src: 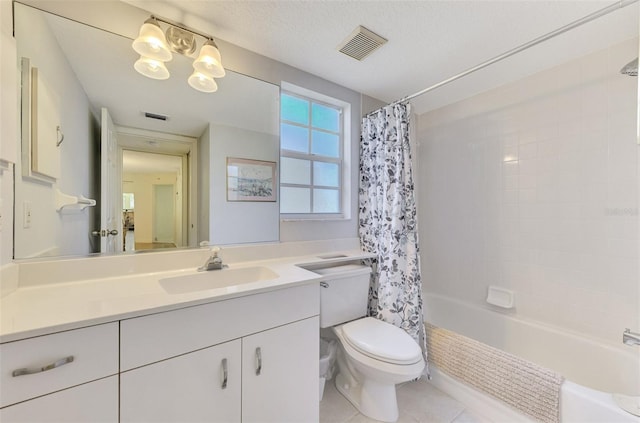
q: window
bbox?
[280,87,348,218]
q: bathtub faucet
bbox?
[623,328,640,346]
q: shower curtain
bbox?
[359,102,427,366]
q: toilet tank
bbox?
[313,264,372,328]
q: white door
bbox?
[242,316,319,423]
[99,108,122,253]
[120,339,241,423]
[0,376,118,422]
[153,184,175,244]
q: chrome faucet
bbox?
[623,328,640,346]
[198,245,225,271]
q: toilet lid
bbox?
[342,317,422,365]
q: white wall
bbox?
[209,125,279,245]
[0,0,17,266]
[13,6,98,258]
[197,125,211,244]
[417,38,639,345]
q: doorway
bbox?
[122,150,184,251]
[117,126,197,252]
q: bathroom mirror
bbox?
[13,2,280,259]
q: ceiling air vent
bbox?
[144,112,168,121]
[337,26,387,61]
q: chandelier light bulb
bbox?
[193,40,225,78]
[132,18,173,62]
[134,56,170,80]
[188,70,218,93]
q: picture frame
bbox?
[226,157,277,202]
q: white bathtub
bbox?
[424,293,640,422]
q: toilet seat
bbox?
[341,317,422,365]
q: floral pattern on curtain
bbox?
[359,102,427,367]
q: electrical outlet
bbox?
[23,201,32,229]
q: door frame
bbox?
[116,126,198,248]
[100,108,123,253]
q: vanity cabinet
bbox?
[1,282,319,422]
[119,283,319,422]
[0,323,119,422]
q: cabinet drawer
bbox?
[0,323,119,407]
[0,376,118,423]
[121,283,319,371]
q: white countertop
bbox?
[0,250,374,343]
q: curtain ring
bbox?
[56,126,64,147]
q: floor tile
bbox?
[320,375,488,423]
[320,378,359,423]
[396,378,466,423]
[346,410,419,423]
[451,411,487,423]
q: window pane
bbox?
[281,157,310,185]
[313,189,339,213]
[311,131,339,157]
[281,187,311,213]
[281,123,309,153]
[312,103,339,132]
[313,161,339,187]
[281,94,309,125]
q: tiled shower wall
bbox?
[417,38,639,344]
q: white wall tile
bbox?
[417,38,639,344]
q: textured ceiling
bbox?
[126,0,639,114]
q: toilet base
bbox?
[335,371,399,422]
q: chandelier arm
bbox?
[151,15,217,45]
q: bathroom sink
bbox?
[159,266,279,294]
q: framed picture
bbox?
[226,157,277,202]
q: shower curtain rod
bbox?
[368,0,638,115]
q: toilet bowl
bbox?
[332,317,424,422]
[314,264,425,422]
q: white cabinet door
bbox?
[242,316,319,423]
[120,339,241,423]
[0,376,118,423]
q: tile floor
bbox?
[320,377,488,423]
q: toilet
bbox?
[315,264,424,423]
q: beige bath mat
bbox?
[426,323,564,423]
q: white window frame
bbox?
[280,82,351,221]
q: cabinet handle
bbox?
[221,358,228,389]
[12,356,74,377]
[255,347,262,376]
